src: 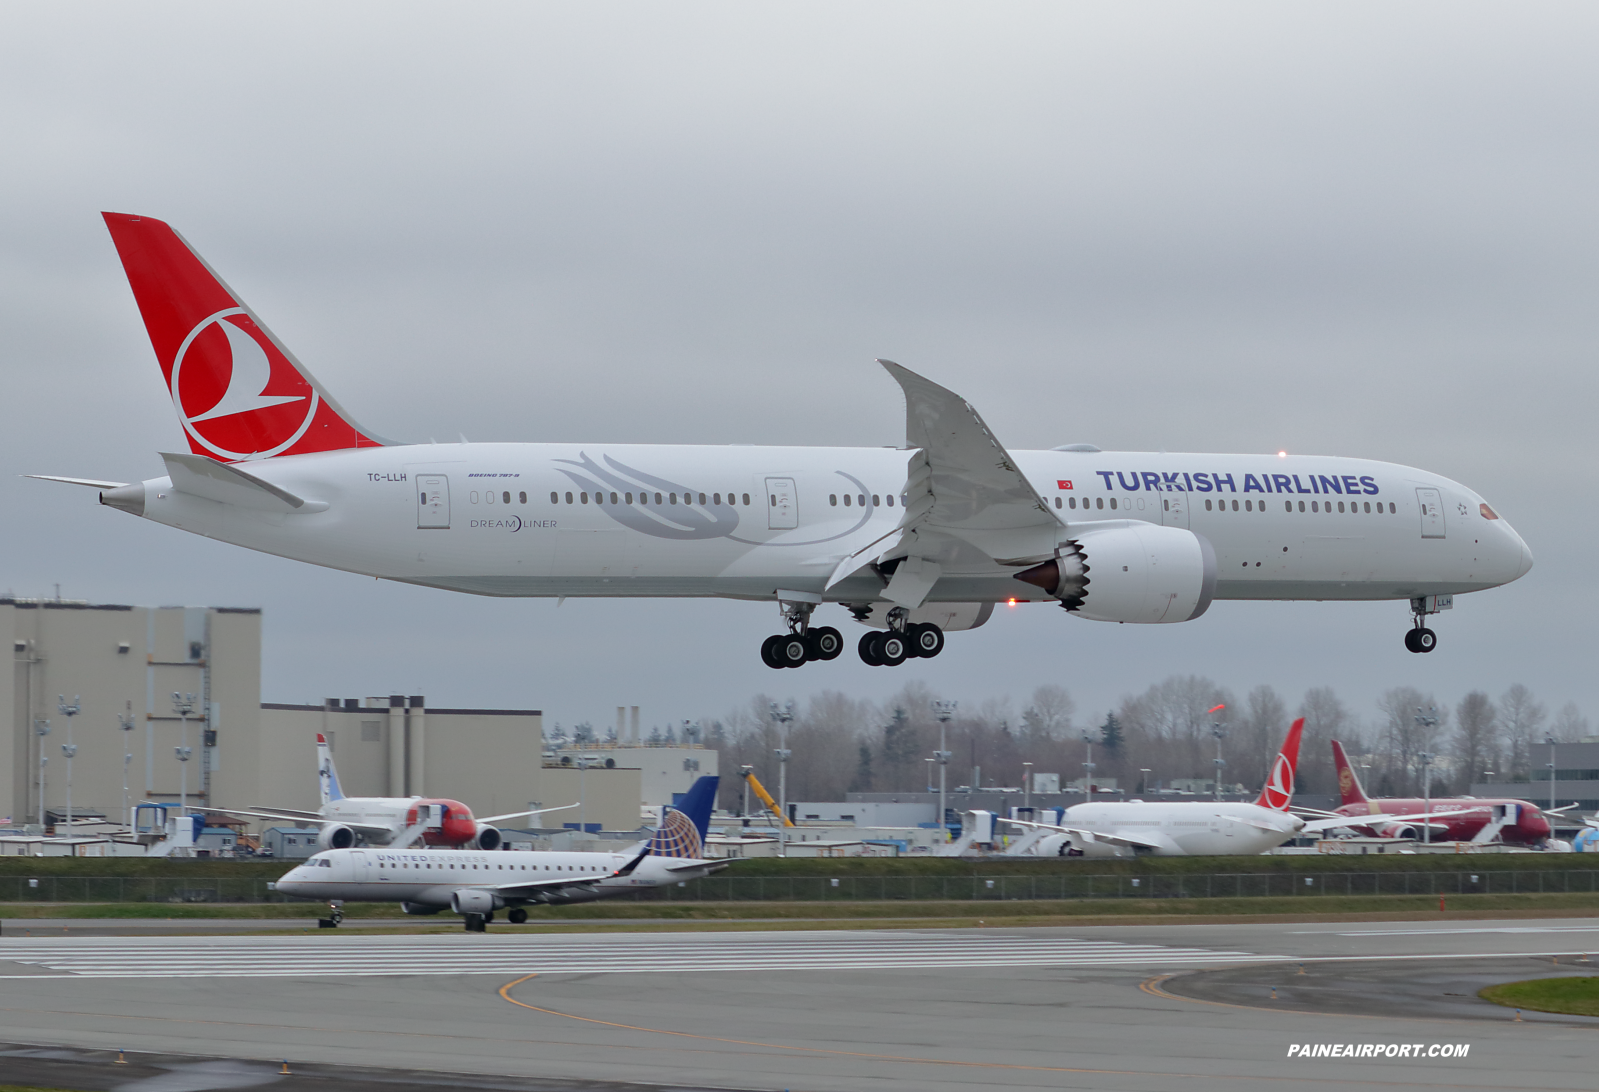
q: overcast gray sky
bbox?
[2,3,1595,737]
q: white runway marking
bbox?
[1292,926,1599,937]
[0,930,1284,979]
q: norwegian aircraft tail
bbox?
[1253,718,1305,811]
[317,733,345,806]
[1330,740,1370,806]
[100,213,387,461]
[645,775,718,859]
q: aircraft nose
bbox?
[1515,538,1534,579]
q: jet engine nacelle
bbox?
[475,825,502,851]
[1015,521,1216,624]
[317,824,356,850]
[450,888,502,915]
[1374,822,1420,840]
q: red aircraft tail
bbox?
[1254,717,1304,811]
[101,212,385,461]
[1330,740,1370,806]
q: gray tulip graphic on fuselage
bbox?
[554,452,876,545]
[555,453,741,540]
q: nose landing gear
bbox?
[1403,595,1450,653]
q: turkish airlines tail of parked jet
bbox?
[31,213,1535,667]
[1254,717,1304,811]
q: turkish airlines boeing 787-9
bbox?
[32,213,1533,666]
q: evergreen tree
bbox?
[1100,712,1124,752]
[849,743,874,792]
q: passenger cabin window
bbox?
[830,494,837,505]
[843,494,851,506]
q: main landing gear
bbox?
[760,599,844,669]
[1403,594,1449,654]
[858,607,944,668]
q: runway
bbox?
[0,918,1593,1092]
[0,930,1283,978]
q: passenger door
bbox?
[765,477,798,530]
[1415,487,1445,539]
[1160,491,1189,528]
[417,476,450,529]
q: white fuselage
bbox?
[275,846,713,907]
[121,444,1531,606]
[1047,801,1304,857]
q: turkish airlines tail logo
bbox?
[1254,717,1304,811]
[102,213,384,460]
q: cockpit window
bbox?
[1480,502,1500,520]
[319,858,332,868]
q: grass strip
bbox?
[1479,976,1599,1017]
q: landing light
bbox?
[1277,450,1287,458]
[1007,598,1017,606]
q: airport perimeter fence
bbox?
[2,870,1599,904]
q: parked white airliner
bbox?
[33,214,1533,664]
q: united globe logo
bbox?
[646,808,702,859]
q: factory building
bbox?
[2,597,640,834]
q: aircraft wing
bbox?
[997,816,1164,851]
[206,806,394,838]
[477,803,579,825]
[487,846,653,898]
[1299,808,1478,834]
[826,362,1061,604]
[1218,814,1294,834]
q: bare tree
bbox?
[1498,684,1547,782]
[1552,702,1590,744]
[1452,691,1499,795]
[1118,676,1233,784]
[1021,685,1074,743]
[1237,685,1287,790]
[1375,687,1447,795]
[1297,688,1350,796]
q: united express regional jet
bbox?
[33,214,1533,666]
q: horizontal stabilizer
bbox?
[25,474,129,489]
[161,451,327,513]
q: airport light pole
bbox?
[172,693,197,816]
[769,701,794,856]
[118,705,137,830]
[1208,705,1228,801]
[1022,761,1033,812]
[1081,731,1096,800]
[932,701,956,842]
[34,718,49,828]
[1541,735,1554,812]
[57,695,80,834]
[739,764,752,820]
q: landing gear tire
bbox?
[811,626,844,661]
[507,907,528,925]
[1404,627,1437,654]
[879,632,908,666]
[775,634,809,668]
[760,634,784,668]
[464,913,486,933]
[858,631,885,666]
[907,623,944,658]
